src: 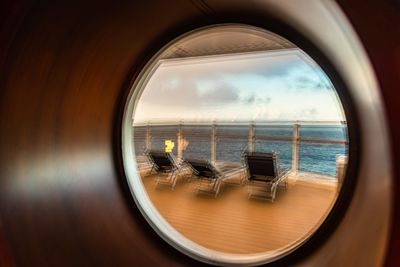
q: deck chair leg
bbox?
[214,180,221,197]
[212,179,218,195]
[211,179,217,191]
[248,184,252,199]
[271,183,278,202]
[196,179,203,194]
[171,169,180,189]
[240,170,246,184]
[188,172,194,182]
[171,173,177,190]
[148,166,154,176]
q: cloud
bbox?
[289,66,332,91]
[200,83,239,104]
[250,61,299,78]
[263,96,271,104]
[242,94,271,105]
[300,108,319,117]
[243,94,256,104]
[134,49,343,122]
[138,75,239,109]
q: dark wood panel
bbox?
[0,1,399,266]
[0,1,206,266]
[336,1,400,266]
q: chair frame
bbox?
[244,151,289,202]
[185,159,227,197]
[146,150,184,189]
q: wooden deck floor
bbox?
[141,171,338,254]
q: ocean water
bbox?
[133,124,348,177]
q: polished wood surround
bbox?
[1,1,399,266]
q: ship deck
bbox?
[140,167,338,254]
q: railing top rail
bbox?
[133,120,347,127]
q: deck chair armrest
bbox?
[191,168,200,176]
[221,166,244,179]
[269,177,280,184]
[278,168,291,179]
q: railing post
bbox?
[177,124,183,160]
[336,155,348,188]
[146,123,152,152]
[292,123,300,175]
[211,123,217,163]
[248,123,255,153]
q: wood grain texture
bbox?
[336,1,400,266]
[0,1,206,266]
[0,1,399,266]
[143,173,337,254]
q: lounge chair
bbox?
[185,159,240,197]
[244,152,289,202]
[146,150,184,189]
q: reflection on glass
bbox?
[130,25,348,258]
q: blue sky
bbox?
[133,49,345,123]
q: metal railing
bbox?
[133,120,348,175]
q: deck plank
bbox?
[142,172,337,254]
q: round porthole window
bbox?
[121,24,354,265]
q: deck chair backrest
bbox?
[245,152,277,180]
[148,151,174,171]
[186,159,219,179]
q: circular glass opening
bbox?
[122,24,349,265]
